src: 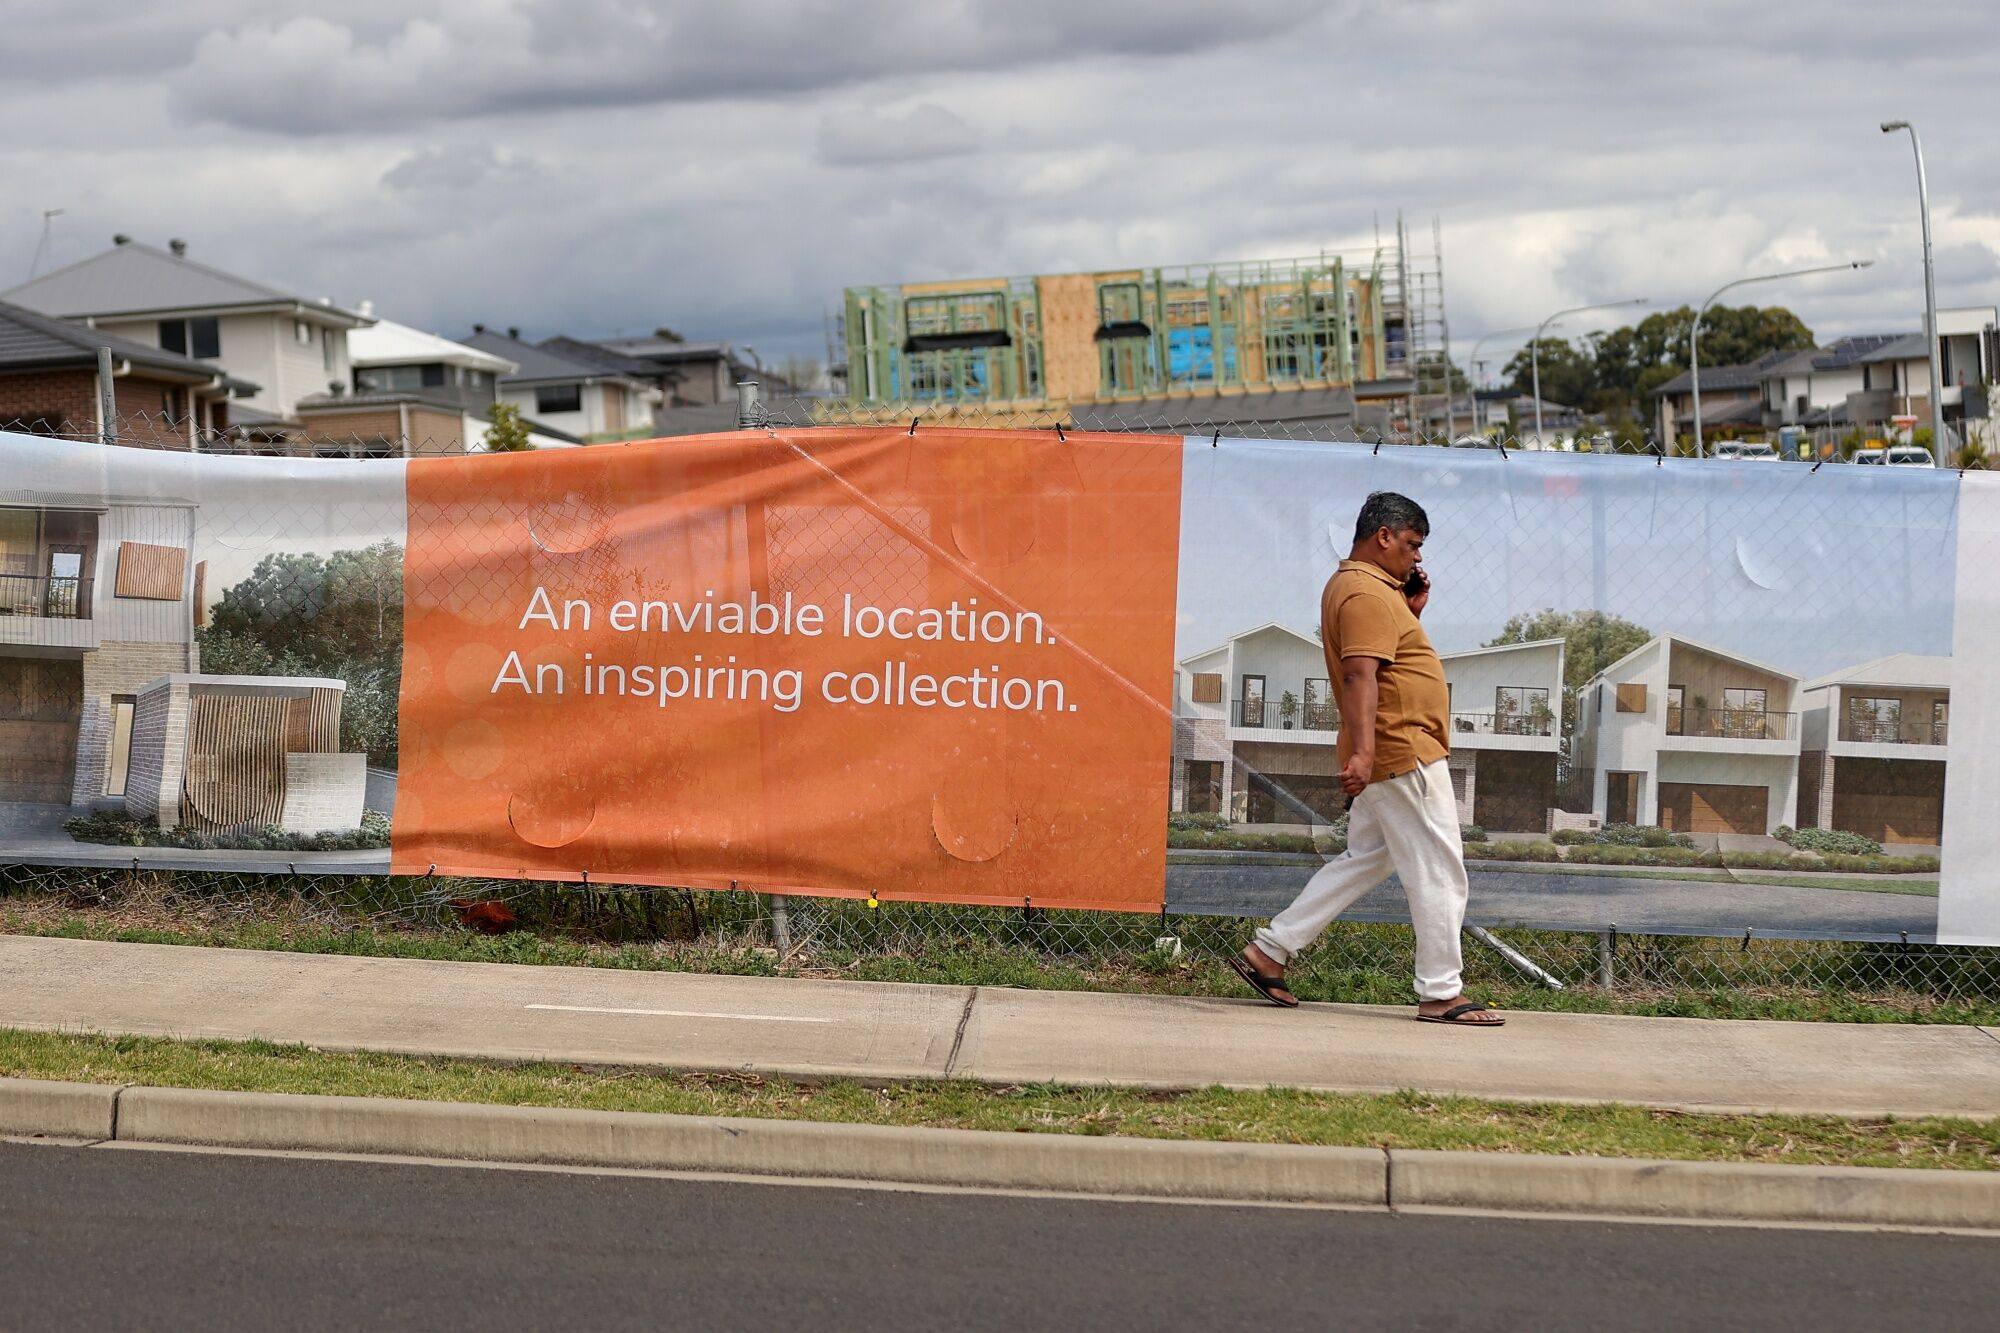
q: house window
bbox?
[160,388,185,422]
[535,384,582,414]
[1665,684,1684,734]
[158,317,219,359]
[1846,695,1901,744]
[1933,699,1949,744]
[105,695,136,798]
[1238,674,1266,727]
[1722,687,1769,738]
[322,327,338,372]
[1495,686,1551,735]
[295,320,313,345]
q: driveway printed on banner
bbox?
[1166,861,1939,939]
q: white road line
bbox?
[524,1003,834,1024]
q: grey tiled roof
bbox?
[3,242,367,323]
[461,329,646,386]
[0,298,258,391]
[538,336,661,379]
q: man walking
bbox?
[1228,492,1503,1026]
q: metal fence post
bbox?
[97,346,117,445]
[735,376,789,953]
[1597,928,1616,989]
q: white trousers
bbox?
[1252,758,1468,1001]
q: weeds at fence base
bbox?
[1,864,1996,1024]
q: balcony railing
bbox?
[1232,697,1337,734]
[1665,705,1794,741]
[1451,709,1555,738]
[1840,717,1950,746]
[0,574,84,619]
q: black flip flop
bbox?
[1228,952,1299,1008]
[1416,1000,1504,1027]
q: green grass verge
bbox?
[3,1027,1993,1172]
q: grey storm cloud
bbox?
[1,0,1995,363]
[165,0,1334,134]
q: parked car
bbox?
[1886,445,1937,468]
[1712,441,1779,461]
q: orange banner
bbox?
[391,427,1183,910]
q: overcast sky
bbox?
[5,1,1997,371]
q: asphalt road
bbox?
[1167,860,1939,938]
[6,1142,1996,1331]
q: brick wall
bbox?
[0,367,218,449]
[0,368,97,436]
[74,641,195,807]
[125,678,187,827]
[407,405,465,455]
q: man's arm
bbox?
[1338,655,1381,796]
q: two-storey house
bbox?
[1797,654,1948,848]
[1572,635,1801,835]
[462,327,659,441]
[2,238,372,425]
[0,299,255,448]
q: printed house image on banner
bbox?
[0,490,365,834]
[1171,623,1564,831]
[1572,634,1802,836]
[1797,653,1950,848]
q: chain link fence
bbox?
[0,405,1994,1009]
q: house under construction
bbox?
[834,216,1450,434]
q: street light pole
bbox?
[1455,324,1540,437]
[1882,120,1946,453]
[1532,299,1649,445]
[1691,260,1873,458]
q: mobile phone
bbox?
[1402,567,1427,597]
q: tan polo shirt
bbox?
[1321,559,1450,782]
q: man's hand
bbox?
[1339,750,1373,797]
[1405,567,1430,618]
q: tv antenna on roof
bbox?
[27,208,64,280]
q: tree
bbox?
[1509,305,1816,420]
[1504,338,1596,408]
[483,401,534,452]
[200,542,405,764]
[1488,608,1653,803]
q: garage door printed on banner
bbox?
[393,428,1184,910]
[1,427,1997,945]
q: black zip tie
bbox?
[1740,927,1754,951]
[1372,439,1381,456]
[426,864,436,878]
[908,416,919,435]
[1496,439,1509,460]
[1900,930,1910,947]
[1810,457,1825,473]
[580,869,589,887]
[287,862,298,879]
[1210,429,1219,448]
[1055,423,1066,442]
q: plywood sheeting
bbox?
[1037,273,1102,403]
[116,541,187,602]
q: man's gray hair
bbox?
[1353,491,1430,546]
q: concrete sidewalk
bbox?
[2,934,1997,1119]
